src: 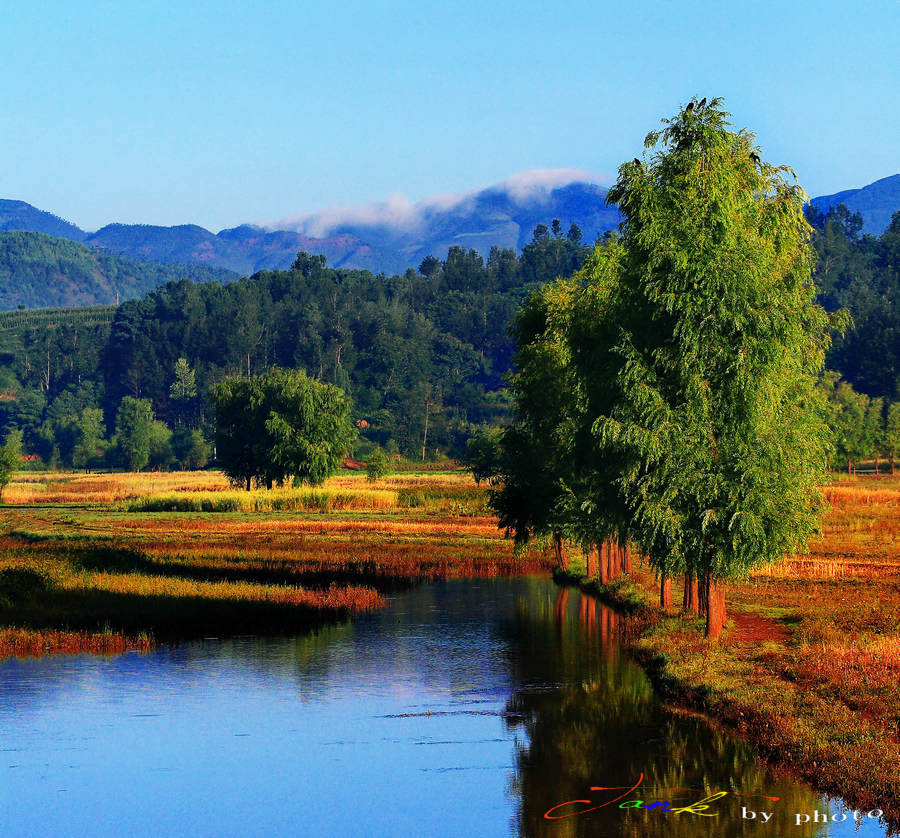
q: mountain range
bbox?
[0,170,896,305]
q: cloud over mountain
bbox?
[275,168,606,240]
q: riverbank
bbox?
[558,474,900,826]
[0,469,552,656]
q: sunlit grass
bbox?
[123,487,398,513]
[0,468,552,658]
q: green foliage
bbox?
[0,428,22,500]
[0,206,893,465]
[808,207,900,400]
[463,428,503,485]
[887,402,900,467]
[213,368,355,488]
[169,358,197,402]
[595,97,833,581]
[365,448,389,482]
[71,408,106,469]
[147,420,174,469]
[115,397,156,471]
[500,98,836,590]
[171,427,210,469]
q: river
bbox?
[0,576,890,837]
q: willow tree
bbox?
[593,97,835,637]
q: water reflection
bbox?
[0,578,889,838]
[505,588,830,838]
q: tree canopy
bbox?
[213,368,355,489]
[490,98,837,636]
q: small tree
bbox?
[115,397,155,471]
[169,358,197,402]
[213,368,355,489]
[172,428,210,470]
[365,448,389,482]
[71,408,106,470]
[169,357,198,426]
[0,429,22,502]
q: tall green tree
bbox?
[589,97,835,636]
[115,397,155,471]
[71,408,106,469]
[0,429,22,501]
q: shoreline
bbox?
[553,568,900,829]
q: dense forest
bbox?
[0,208,896,469]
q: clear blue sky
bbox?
[2,0,897,232]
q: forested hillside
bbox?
[806,204,899,399]
[0,225,589,463]
[0,211,896,469]
[0,232,238,309]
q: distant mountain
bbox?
[0,201,373,275]
[86,223,373,274]
[0,231,237,310]
[0,171,897,280]
[0,200,86,242]
[810,174,900,235]
[278,173,623,274]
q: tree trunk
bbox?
[623,542,632,574]
[552,532,569,571]
[698,572,708,618]
[585,544,597,578]
[682,571,699,613]
[705,572,727,638]
[246,475,251,492]
[599,540,609,585]
[606,541,617,582]
[660,573,672,608]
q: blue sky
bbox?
[2,0,897,232]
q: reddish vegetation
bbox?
[0,628,153,658]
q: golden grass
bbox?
[123,487,398,513]
[3,471,231,504]
[0,468,553,659]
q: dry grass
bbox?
[123,487,398,513]
[603,474,900,825]
[3,471,231,504]
[0,469,552,658]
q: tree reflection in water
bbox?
[504,587,825,838]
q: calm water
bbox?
[0,577,891,838]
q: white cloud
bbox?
[270,168,608,238]
[497,168,603,203]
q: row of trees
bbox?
[472,98,837,638]
[60,396,211,472]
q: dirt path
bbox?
[728,609,789,644]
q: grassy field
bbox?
[2,467,897,822]
[0,469,550,657]
[565,473,900,824]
